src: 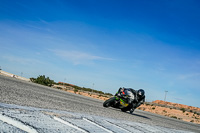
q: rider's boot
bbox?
[130,108,135,114]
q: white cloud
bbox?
[177,73,200,80]
[2,55,43,65]
[50,49,114,65]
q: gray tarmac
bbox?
[0,75,199,132]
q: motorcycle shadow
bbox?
[108,108,151,120]
[126,112,151,120]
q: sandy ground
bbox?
[139,104,200,124]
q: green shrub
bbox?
[57,87,62,90]
[74,89,78,93]
[30,75,55,87]
[163,110,167,113]
[171,116,177,119]
[180,108,186,113]
[104,93,113,96]
[152,107,155,110]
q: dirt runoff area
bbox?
[139,101,200,124]
[52,84,109,101]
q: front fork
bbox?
[112,96,120,106]
[115,96,119,100]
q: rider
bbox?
[116,87,145,113]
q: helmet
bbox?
[137,89,145,97]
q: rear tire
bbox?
[103,97,115,107]
[121,108,129,112]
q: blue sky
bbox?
[0,0,200,107]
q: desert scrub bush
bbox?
[171,116,177,119]
[190,120,194,123]
[180,108,186,113]
[98,94,102,97]
[57,87,62,90]
[186,113,189,115]
[104,93,113,96]
[163,110,167,113]
[74,89,78,93]
[30,75,55,87]
[152,107,155,110]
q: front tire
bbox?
[103,97,115,107]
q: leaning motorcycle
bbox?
[103,93,135,114]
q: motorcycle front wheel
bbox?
[103,97,116,107]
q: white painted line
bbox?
[53,116,88,133]
[83,118,113,133]
[0,114,38,133]
[105,120,131,133]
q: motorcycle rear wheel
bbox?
[121,107,129,112]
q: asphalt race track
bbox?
[0,75,199,132]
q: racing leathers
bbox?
[116,87,145,111]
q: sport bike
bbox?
[103,92,135,113]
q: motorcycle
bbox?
[103,92,135,114]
